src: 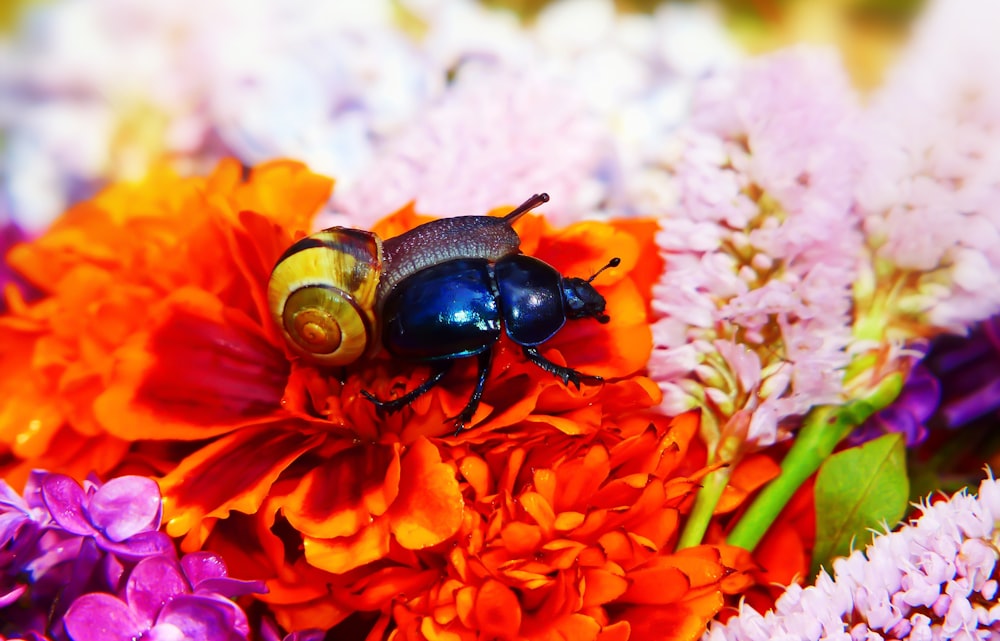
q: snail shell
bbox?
[267,228,383,366]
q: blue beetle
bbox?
[365,249,619,432]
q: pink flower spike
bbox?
[703,475,1000,641]
[650,46,862,455]
[857,0,1000,335]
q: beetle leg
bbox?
[361,361,453,415]
[450,350,494,434]
[521,346,603,389]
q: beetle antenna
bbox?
[587,257,621,283]
[503,193,550,222]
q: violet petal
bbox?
[21,471,48,511]
[181,551,266,599]
[40,474,93,536]
[155,594,241,641]
[89,476,162,542]
[127,555,190,629]
[99,529,176,561]
[180,551,228,587]
[195,576,267,599]
[900,365,941,422]
[0,583,27,608]
[63,593,145,641]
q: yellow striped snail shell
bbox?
[267,228,384,366]
[267,194,549,367]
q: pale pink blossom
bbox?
[704,474,1000,641]
[649,47,863,452]
[857,0,1000,335]
[330,70,614,227]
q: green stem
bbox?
[726,374,903,551]
[677,465,733,549]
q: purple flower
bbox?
[38,473,172,561]
[0,471,265,640]
[63,553,264,641]
[850,362,941,447]
[927,315,1000,431]
[704,474,1000,641]
[331,68,615,228]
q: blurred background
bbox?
[0,0,924,235]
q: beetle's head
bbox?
[561,257,621,324]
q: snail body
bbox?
[267,193,619,431]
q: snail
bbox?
[267,193,619,431]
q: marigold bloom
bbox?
[0,160,332,486]
[0,160,746,638]
[704,474,1000,641]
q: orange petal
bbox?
[597,621,631,641]
[618,590,724,641]
[620,558,691,605]
[231,160,335,233]
[500,521,543,556]
[159,422,324,540]
[388,437,463,549]
[95,287,289,441]
[553,444,610,513]
[607,219,663,316]
[304,516,391,574]
[581,567,629,607]
[281,443,402,539]
[546,277,651,380]
[474,580,522,640]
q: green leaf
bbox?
[811,434,909,577]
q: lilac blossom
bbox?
[0,471,264,640]
[704,474,1000,641]
[648,47,863,455]
[63,553,263,641]
[856,0,1000,336]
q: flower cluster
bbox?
[855,0,1000,337]
[648,46,862,458]
[0,471,263,640]
[704,474,1000,641]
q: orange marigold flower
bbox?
[0,160,748,639]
